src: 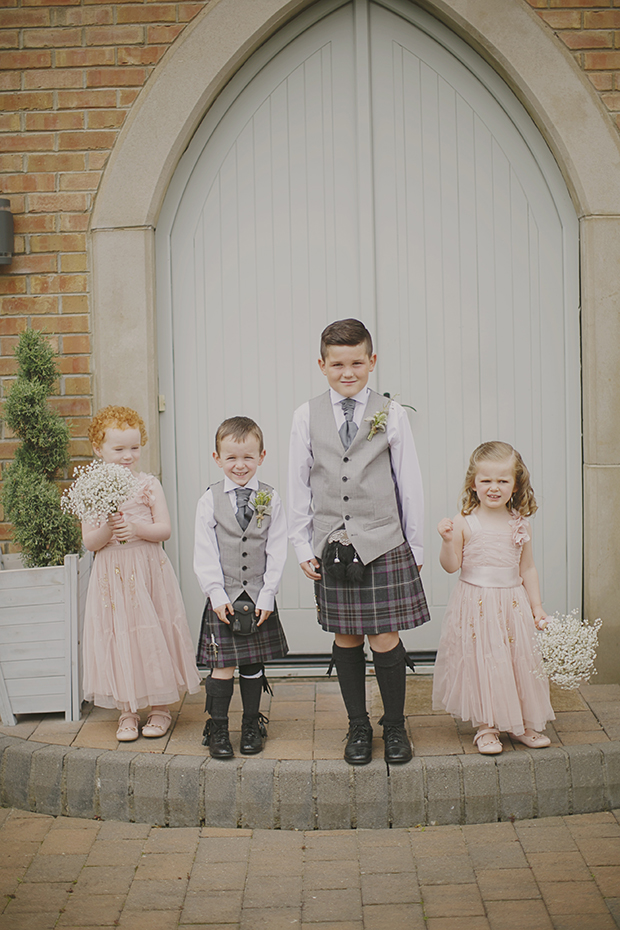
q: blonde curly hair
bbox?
[461,441,537,517]
[88,406,148,449]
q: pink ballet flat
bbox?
[116,712,140,742]
[473,727,503,755]
[141,710,172,738]
[509,729,550,748]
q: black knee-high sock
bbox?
[372,640,407,727]
[332,643,369,726]
[204,675,234,722]
[239,663,267,719]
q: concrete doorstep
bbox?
[3,679,620,830]
[1,733,620,831]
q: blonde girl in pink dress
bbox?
[432,441,554,755]
[81,406,200,741]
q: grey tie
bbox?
[235,487,252,530]
[339,398,358,450]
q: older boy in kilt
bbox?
[288,320,430,765]
[194,417,288,758]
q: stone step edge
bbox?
[1,734,619,830]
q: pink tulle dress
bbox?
[432,511,554,736]
[82,473,201,712]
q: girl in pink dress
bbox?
[432,441,554,754]
[81,406,200,741]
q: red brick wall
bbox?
[0,0,619,550]
[0,0,209,549]
[526,1,620,130]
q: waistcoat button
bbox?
[343,457,349,463]
[342,476,348,482]
[242,536,247,542]
[242,566,247,571]
[343,496,349,502]
[242,551,248,557]
[345,515,350,521]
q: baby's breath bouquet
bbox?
[535,610,602,690]
[61,461,140,527]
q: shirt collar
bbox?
[224,475,260,494]
[329,385,370,407]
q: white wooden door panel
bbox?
[163,5,367,651]
[369,2,578,650]
[157,0,580,658]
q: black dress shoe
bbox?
[383,723,412,764]
[240,714,268,755]
[202,719,234,758]
[344,722,373,765]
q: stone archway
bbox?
[90,0,620,680]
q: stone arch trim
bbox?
[91,0,620,231]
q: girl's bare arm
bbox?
[438,514,465,573]
[81,519,114,552]
[519,536,547,627]
[111,480,172,544]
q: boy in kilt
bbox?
[288,319,430,764]
[194,417,288,758]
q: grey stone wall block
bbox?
[167,755,205,827]
[497,750,535,822]
[424,755,462,825]
[98,750,136,822]
[460,754,499,824]
[65,748,106,819]
[600,741,620,809]
[566,744,605,813]
[30,744,71,816]
[131,753,169,826]
[239,758,276,829]
[353,760,389,829]
[203,757,238,828]
[530,748,570,818]
[388,758,425,827]
[278,760,314,831]
[315,760,352,830]
[1,739,40,810]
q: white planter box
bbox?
[0,552,92,725]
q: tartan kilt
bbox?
[196,598,289,668]
[315,540,431,635]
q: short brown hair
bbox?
[215,416,264,454]
[88,405,148,449]
[320,319,373,360]
[461,441,538,517]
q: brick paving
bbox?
[0,807,620,928]
[1,676,619,759]
[2,678,620,926]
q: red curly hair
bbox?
[88,405,148,449]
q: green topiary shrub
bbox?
[2,330,81,567]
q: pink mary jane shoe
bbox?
[473,727,503,755]
[116,712,140,742]
[509,729,551,748]
[141,709,172,738]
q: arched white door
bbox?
[157,0,580,657]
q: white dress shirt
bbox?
[194,475,288,612]
[288,386,424,566]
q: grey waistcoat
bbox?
[211,480,273,604]
[309,390,404,565]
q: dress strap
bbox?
[465,513,481,533]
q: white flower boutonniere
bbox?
[253,489,272,528]
[365,397,392,441]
